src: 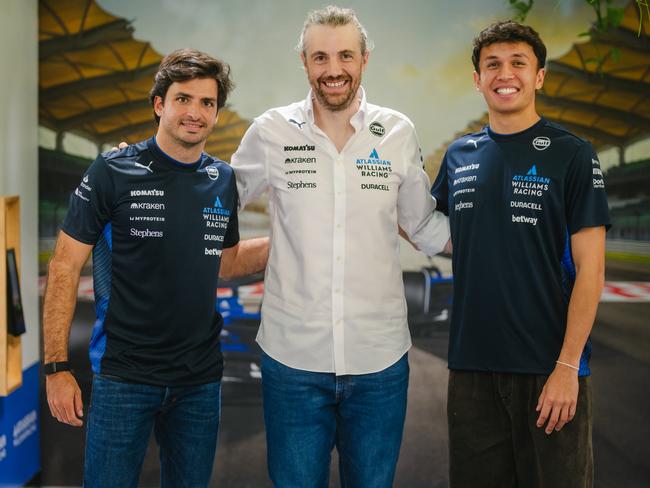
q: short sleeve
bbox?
[230,119,270,209]
[565,142,610,235]
[396,124,449,256]
[61,154,115,244]
[430,152,450,216]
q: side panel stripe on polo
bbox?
[89,223,112,373]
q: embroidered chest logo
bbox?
[355,149,392,178]
[532,137,551,151]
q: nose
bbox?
[497,64,514,80]
[326,57,344,76]
[185,100,202,119]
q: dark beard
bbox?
[314,77,358,112]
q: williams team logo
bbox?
[369,122,385,137]
[355,149,392,178]
[511,164,550,197]
[206,165,220,181]
[532,136,551,151]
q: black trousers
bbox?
[448,370,593,488]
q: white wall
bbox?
[0,0,39,368]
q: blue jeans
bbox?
[84,374,221,488]
[261,352,409,488]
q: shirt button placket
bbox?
[332,153,346,374]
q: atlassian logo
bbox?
[512,165,550,184]
[206,165,219,181]
[532,136,551,151]
[356,149,391,166]
[203,196,231,216]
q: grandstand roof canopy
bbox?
[428,1,650,171]
[39,0,248,161]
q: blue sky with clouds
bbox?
[98,0,598,157]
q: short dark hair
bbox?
[149,48,234,123]
[472,20,546,72]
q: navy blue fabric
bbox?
[431,118,609,376]
[62,138,239,386]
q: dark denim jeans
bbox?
[84,374,221,488]
[261,352,409,488]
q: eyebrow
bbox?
[175,92,216,102]
[484,52,530,62]
[310,49,356,58]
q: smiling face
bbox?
[154,77,218,149]
[301,23,369,112]
[473,41,544,125]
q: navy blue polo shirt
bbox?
[62,137,239,386]
[431,118,610,376]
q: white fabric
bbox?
[231,89,449,375]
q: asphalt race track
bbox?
[35,260,649,487]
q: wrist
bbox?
[43,361,72,376]
[555,360,579,372]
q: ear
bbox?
[473,71,480,91]
[361,50,370,72]
[535,67,545,90]
[300,51,307,72]
[153,95,164,118]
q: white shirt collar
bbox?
[303,86,368,130]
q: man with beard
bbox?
[43,49,268,487]
[431,21,609,487]
[231,6,449,487]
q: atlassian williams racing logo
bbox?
[355,148,392,178]
[511,164,550,197]
[205,165,220,181]
[532,136,551,151]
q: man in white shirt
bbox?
[231,6,449,487]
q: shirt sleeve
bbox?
[430,151,450,216]
[230,118,270,209]
[397,124,450,256]
[223,183,240,249]
[61,154,115,244]
[565,142,611,235]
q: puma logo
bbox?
[466,136,485,149]
[135,161,154,173]
[289,118,306,129]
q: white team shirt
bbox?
[231,88,449,375]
